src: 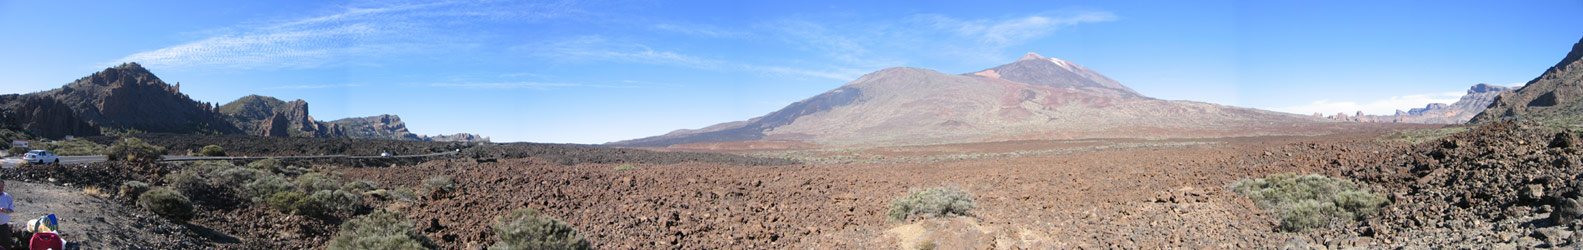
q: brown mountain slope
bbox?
[610,54,1338,147]
[1471,36,1583,124]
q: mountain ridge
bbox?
[609,53,1335,147]
[1320,83,1513,124]
[1471,36,1583,124]
[0,63,487,142]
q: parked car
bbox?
[23,150,59,164]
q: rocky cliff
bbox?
[1321,83,1513,124]
[219,95,344,138]
[330,114,488,142]
[0,63,486,141]
[1471,36,1583,124]
[38,63,238,135]
[0,94,99,139]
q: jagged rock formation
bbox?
[610,53,1335,147]
[1472,36,1583,124]
[219,95,344,138]
[1321,83,1513,124]
[330,114,422,140]
[426,133,489,142]
[0,62,486,141]
[37,63,238,135]
[218,94,287,133]
[0,95,99,139]
[330,115,488,142]
[256,100,343,137]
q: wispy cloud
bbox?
[520,36,863,81]
[498,72,545,78]
[113,1,581,70]
[924,12,1118,46]
[652,23,742,38]
[266,83,364,89]
[519,36,721,69]
[429,81,642,90]
[1277,92,1464,116]
[763,11,1118,67]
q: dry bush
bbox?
[490,208,590,250]
[326,210,431,250]
[420,175,455,198]
[887,186,976,221]
[108,137,165,164]
[139,188,194,223]
[199,145,226,156]
[1230,173,1388,231]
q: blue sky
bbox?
[2,0,1581,143]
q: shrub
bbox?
[1229,173,1389,232]
[886,186,976,221]
[267,191,325,216]
[120,181,150,198]
[247,158,310,176]
[368,188,420,202]
[342,180,379,193]
[296,172,342,193]
[489,208,590,250]
[613,164,634,171]
[165,169,209,196]
[246,158,283,170]
[312,189,366,216]
[108,137,165,164]
[41,138,107,156]
[5,147,26,157]
[215,166,269,188]
[199,145,226,156]
[84,186,110,198]
[421,175,456,198]
[139,188,194,223]
[326,210,430,250]
[243,173,295,203]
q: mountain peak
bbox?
[1468,83,1512,94]
[976,53,1144,98]
[1019,52,1048,61]
[115,62,146,71]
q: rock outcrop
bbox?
[1471,36,1583,124]
[426,133,489,142]
[0,95,99,139]
[330,114,423,140]
[37,63,238,135]
[220,95,344,138]
[2,63,486,141]
[1322,83,1513,124]
[330,114,489,142]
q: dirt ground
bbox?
[19,122,1571,249]
[341,129,1430,249]
[4,181,200,250]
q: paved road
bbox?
[2,150,460,168]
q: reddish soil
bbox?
[342,130,1424,249]
[25,122,1578,248]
